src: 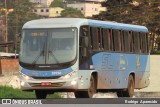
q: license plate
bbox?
[41,82,52,86]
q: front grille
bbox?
[29,82,65,87]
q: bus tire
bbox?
[74,75,97,98]
[117,75,135,97]
[35,90,47,99]
[87,75,97,98]
[124,75,135,97]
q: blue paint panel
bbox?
[21,67,73,77]
[91,52,149,72]
[88,20,148,33]
[91,52,149,89]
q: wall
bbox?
[0,59,19,73]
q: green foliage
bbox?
[93,0,160,50]
[50,0,64,8]
[7,0,41,52]
[151,49,160,54]
[0,86,61,98]
[60,7,84,18]
[0,0,15,9]
[94,0,160,32]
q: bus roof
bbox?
[22,18,148,33]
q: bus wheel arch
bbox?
[117,73,135,97]
[74,72,98,98]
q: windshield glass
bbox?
[19,28,77,65]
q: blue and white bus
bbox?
[19,18,150,98]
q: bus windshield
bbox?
[19,28,77,65]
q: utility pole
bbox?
[5,0,8,53]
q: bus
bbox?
[19,18,150,98]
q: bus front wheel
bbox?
[117,75,135,97]
[35,90,47,99]
[74,75,97,98]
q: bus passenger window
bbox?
[133,32,140,53]
[128,32,133,53]
[142,33,147,53]
[98,28,102,50]
[90,27,99,50]
[123,31,129,53]
[113,30,121,52]
[120,31,124,52]
[101,28,104,50]
[102,29,112,51]
[146,33,149,53]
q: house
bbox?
[67,0,107,17]
[49,7,64,17]
[30,0,54,6]
[32,4,50,17]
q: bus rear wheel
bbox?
[35,90,47,99]
[117,75,135,97]
[74,75,97,98]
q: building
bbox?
[33,4,50,17]
[33,4,64,18]
[30,0,54,6]
[67,0,107,17]
[49,7,64,17]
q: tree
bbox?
[50,0,64,8]
[7,0,42,52]
[93,0,160,51]
[60,7,84,18]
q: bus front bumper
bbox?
[20,77,79,91]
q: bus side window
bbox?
[123,31,129,53]
[143,33,147,53]
[98,28,102,50]
[133,32,140,53]
[102,28,109,51]
[109,29,113,51]
[139,33,142,53]
[101,28,104,50]
[146,33,149,53]
[120,30,124,52]
[129,31,133,53]
[140,33,147,53]
[113,29,121,52]
[90,27,99,50]
[80,26,89,47]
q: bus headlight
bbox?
[60,71,77,79]
[21,73,33,80]
[71,80,77,85]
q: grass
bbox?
[0,86,61,98]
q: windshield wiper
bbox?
[48,50,62,66]
[31,43,45,65]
